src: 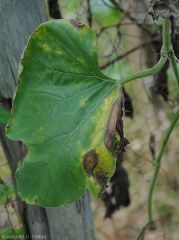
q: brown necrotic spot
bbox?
[96,173,108,195]
[82,150,98,176]
[70,20,85,30]
[104,98,122,153]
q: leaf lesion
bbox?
[82,91,130,201]
[82,149,109,194]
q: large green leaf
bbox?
[6,19,119,206]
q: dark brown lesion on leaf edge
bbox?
[82,150,98,177]
[102,91,131,217]
[70,20,86,30]
[82,150,108,194]
[82,91,130,208]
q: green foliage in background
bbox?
[0,184,14,204]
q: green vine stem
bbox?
[119,19,171,86]
[122,19,179,240]
[162,19,171,51]
[164,19,179,87]
[136,109,179,240]
[148,109,179,224]
[117,18,179,239]
[170,55,179,88]
[120,57,167,85]
[136,223,149,240]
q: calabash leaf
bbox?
[7,20,119,206]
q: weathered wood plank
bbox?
[0,0,47,98]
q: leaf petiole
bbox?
[119,19,171,86]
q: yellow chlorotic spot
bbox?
[95,145,116,178]
[56,48,61,55]
[43,43,51,53]
[80,98,87,107]
[34,27,45,40]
